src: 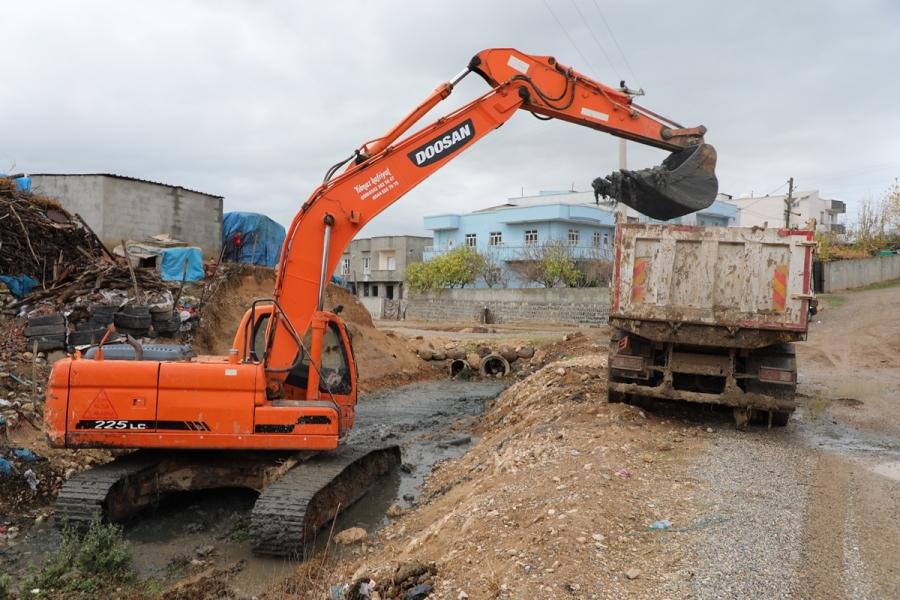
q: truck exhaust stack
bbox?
[592,143,718,221]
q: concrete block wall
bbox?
[404,287,610,326]
[822,254,900,292]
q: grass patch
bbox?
[819,295,847,309]
[26,518,136,596]
[228,512,251,542]
[529,335,564,346]
[0,574,10,599]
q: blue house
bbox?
[423,191,743,288]
[424,191,617,288]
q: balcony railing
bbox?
[424,241,613,261]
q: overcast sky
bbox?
[3,1,899,239]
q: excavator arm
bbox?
[265,48,718,380]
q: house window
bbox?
[387,285,394,299]
[341,258,350,275]
[593,231,601,248]
[465,234,477,247]
[448,237,454,248]
[568,229,579,245]
[372,285,379,297]
[363,283,370,296]
[603,233,609,248]
[379,250,396,270]
[362,257,371,274]
[490,231,502,246]
[525,230,538,244]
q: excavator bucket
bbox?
[593,143,718,221]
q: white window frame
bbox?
[603,232,609,249]
[525,229,538,244]
[489,231,502,246]
[593,231,601,248]
[341,258,350,275]
[362,257,371,274]
[568,229,580,246]
[465,233,477,247]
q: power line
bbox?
[568,0,619,79]
[590,0,641,88]
[541,0,599,80]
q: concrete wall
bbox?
[405,287,610,326]
[823,255,900,292]
[32,175,223,259]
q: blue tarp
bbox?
[0,275,39,299]
[222,212,286,268]
[152,247,205,281]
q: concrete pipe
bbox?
[449,359,470,378]
[480,353,510,378]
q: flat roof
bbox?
[31,173,223,199]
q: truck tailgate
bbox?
[611,224,814,333]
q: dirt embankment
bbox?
[269,332,715,599]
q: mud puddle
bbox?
[5,381,504,596]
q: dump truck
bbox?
[606,223,816,427]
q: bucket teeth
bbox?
[593,144,718,221]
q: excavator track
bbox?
[52,445,400,558]
[251,444,401,558]
[54,451,166,528]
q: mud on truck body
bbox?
[607,223,816,427]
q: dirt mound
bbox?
[191,272,438,393]
[281,337,715,599]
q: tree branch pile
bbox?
[0,177,168,303]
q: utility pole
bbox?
[615,138,628,224]
[784,177,794,229]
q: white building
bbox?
[722,191,845,233]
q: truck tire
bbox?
[154,315,183,334]
[27,314,65,327]
[90,314,116,325]
[89,304,119,316]
[123,305,151,317]
[114,313,152,329]
[69,329,112,347]
[770,411,792,427]
[24,324,67,337]
[33,339,65,352]
[151,310,176,322]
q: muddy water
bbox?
[8,381,503,597]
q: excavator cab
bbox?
[236,302,357,431]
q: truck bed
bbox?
[609,224,814,348]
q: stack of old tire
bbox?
[150,305,183,338]
[70,305,117,346]
[23,314,68,352]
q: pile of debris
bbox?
[0,177,169,304]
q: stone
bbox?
[517,346,535,359]
[417,348,434,361]
[707,427,714,433]
[386,503,404,518]
[576,536,587,543]
[556,368,566,376]
[431,349,446,361]
[467,353,481,370]
[458,592,469,600]
[657,442,674,452]
[643,454,654,463]
[498,345,518,363]
[477,345,492,358]
[23,352,33,361]
[447,347,466,360]
[592,533,605,541]
[334,527,368,545]
[626,568,641,580]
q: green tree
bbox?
[405,245,483,295]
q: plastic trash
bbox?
[330,584,348,598]
[652,520,671,529]
[615,468,631,478]
[402,585,434,600]
[358,581,373,598]
[14,449,37,461]
[0,458,10,475]
[24,468,39,490]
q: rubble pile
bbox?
[0,177,169,305]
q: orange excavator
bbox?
[44,48,717,557]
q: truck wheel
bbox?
[27,314,65,327]
[607,389,628,404]
[770,411,792,426]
